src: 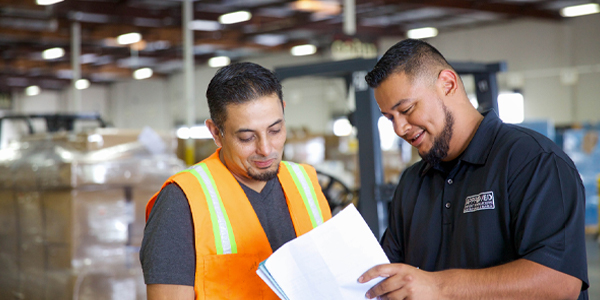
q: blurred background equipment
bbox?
[316,170,356,216]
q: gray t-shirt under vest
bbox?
[139,177,296,286]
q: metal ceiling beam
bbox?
[360,0,561,20]
[0,0,565,88]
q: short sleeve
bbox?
[508,153,589,290]
[139,183,196,286]
[381,179,405,264]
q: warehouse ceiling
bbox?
[0,0,589,92]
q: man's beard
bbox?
[248,164,280,181]
[420,105,454,168]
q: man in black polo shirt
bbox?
[358,39,589,300]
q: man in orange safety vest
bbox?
[140,62,332,300]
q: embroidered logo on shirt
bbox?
[463,191,495,213]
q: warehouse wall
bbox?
[13,85,109,117]
[105,52,348,134]
[380,14,600,125]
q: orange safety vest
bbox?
[145,149,332,300]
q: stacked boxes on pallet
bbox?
[0,129,185,300]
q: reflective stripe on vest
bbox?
[183,163,237,255]
[183,161,324,255]
[282,161,324,228]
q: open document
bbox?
[257,205,390,300]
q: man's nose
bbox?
[393,118,411,138]
[256,137,272,156]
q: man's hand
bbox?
[358,263,442,300]
[358,259,582,300]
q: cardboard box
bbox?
[0,164,12,189]
[0,130,183,298]
[45,270,76,300]
[79,128,176,152]
[19,270,46,300]
[16,191,43,237]
[0,233,18,275]
[44,190,73,244]
[0,190,15,235]
[20,240,45,273]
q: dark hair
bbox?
[365,39,453,88]
[206,62,283,131]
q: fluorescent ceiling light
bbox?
[289,0,341,15]
[133,68,153,80]
[332,118,353,137]
[189,20,223,31]
[407,27,438,39]
[208,56,231,68]
[42,47,65,60]
[36,0,63,5]
[254,34,288,46]
[498,92,524,124]
[560,3,600,17]
[117,32,141,45]
[25,85,40,96]
[219,11,252,24]
[291,44,317,56]
[75,79,90,90]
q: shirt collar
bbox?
[460,110,502,165]
[419,110,502,176]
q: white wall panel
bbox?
[109,79,170,130]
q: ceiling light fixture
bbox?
[291,44,317,56]
[117,32,142,45]
[208,56,231,68]
[42,47,65,60]
[36,0,63,5]
[560,3,600,17]
[218,11,252,25]
[133,68,153,80]
[25,85,41,96]
[189,20,223,31]
[289,0,341,15]
[254,34,288,47]
[75,79,90,90]
[407,27,438,39]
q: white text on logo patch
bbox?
[463,191,495,213]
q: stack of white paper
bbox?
[257,205,390,300]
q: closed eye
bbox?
[239,136,254,143]
[401,105,413,114]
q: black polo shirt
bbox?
[381,111,589,298]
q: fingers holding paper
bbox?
[358,263,441,300]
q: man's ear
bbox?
[437,69,459,96]
[205,119,223,147]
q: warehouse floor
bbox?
[588,235,599,299]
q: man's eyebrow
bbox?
[268,119,283,128]
[235,128,254,134]
[234,119,283,134]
